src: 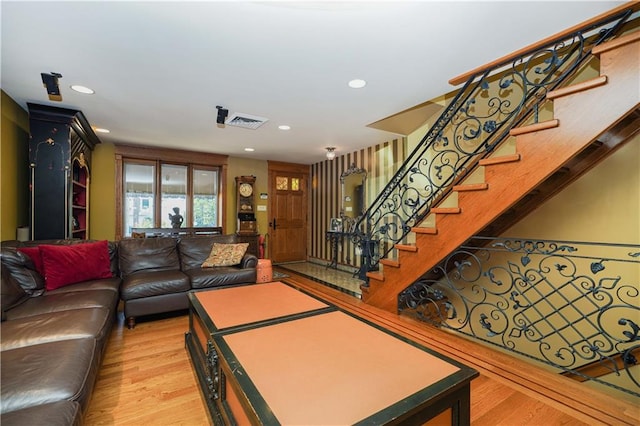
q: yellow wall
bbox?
[1,91,30,241]
[505,136,640,243]
[90,142,117,240]
[225,157,269,236]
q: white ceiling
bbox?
[1,1,625,165]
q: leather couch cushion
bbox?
[0,400,81,426]
[121,270,190,300]
[1,338,99,414]
[119,238,180,276]
[1,240,120,296]
[186,267,256,289]
[47,276,121,295]
[123,292,189,319]
[3,289,117,321]
[0,247,45,296]
[1,307,111,351]
[178,235,237,270]
[40,241,113,291]
[1,264,29,318]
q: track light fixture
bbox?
[41,72,63,101]
[216,105,228,125]
[326,147,336,160]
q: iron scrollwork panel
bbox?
[399,237,640,397]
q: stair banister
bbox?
[353,4,638,283]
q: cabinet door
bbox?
[30,128,71,240]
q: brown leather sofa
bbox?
[1,240,120,426]
[0,234,257,425]
[119,234,257,328]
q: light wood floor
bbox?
[85,288,589,425]
[85,312,210,425]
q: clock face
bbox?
[239,183,253,197]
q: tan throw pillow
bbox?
[202,243,249,267]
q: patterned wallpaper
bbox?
[309,137,407,267]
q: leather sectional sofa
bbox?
[118,234,257,328]
[0,234,258,425]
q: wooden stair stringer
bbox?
[363,34,640,312]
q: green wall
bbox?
[1,91,29,241]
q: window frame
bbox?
[115,144,228,240]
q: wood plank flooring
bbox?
[85,311,210,425]
[85,290,589,425]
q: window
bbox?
[115,145,228,239]
[161,164,187,228]
[193,168,218,227]
[124,162,155,231]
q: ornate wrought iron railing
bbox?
[352,9,635,272]
[399,236,640,397]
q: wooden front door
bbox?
[268,161,309,263]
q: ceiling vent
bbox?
[225,112,269,130]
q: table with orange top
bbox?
[185,282,478,425]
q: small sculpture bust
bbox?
[169,207,183,228]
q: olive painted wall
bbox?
[225,156,269,237]
[1,91,29,241]
[90,143,117,241]
[505,136,639,244]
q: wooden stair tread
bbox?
[547,76,607,100]
[478,154,521,166]
[412,227,438,234]
[430,207,461,214]
[509,119,559,136]
[592,30,640,55]
[395,244,418,252]
[380,259,400,268]
[366,271,385,282]
[453,182,489,192]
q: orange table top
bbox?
[193,282,330,330]
[221,310,461,425]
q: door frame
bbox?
[267,161,310,262]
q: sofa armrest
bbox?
[239,254,258,269]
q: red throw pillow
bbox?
[17,246,45,276]
[39,240,113,291]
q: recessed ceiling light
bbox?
[70,85,95,94]
[244,147,255,152]
[94,128,110,133]
[348,79,366,89]
[278,125,291,130]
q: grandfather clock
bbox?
[235,176,257,235]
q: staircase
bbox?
[364,31,640,312]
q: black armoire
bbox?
[28,103,101,240]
